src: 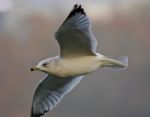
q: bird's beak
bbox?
[30,67,40,71]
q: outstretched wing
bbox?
[55,4,97,58]
[31,75,84,117]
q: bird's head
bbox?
[30,58,53,74]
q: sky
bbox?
[0,0,148,18]
[0,0,12,11]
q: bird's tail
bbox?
[101,56,128,70]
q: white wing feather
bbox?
[31,75,84,117]
[55,4,97,57]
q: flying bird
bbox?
[30,4,128,117]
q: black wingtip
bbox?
[66,4,86,20]
[74,4,78,8]
[31,107,48,117]
[31,108,40,117]
[31,112,44,117]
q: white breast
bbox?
[52,53,103,77]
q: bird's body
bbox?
[30,4,128,117]
[39,53,103,77]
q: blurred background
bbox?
[0,0,150,117]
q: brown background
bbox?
[0,0,150,117]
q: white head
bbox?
[31,58,55,74]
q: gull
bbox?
[30,4,128,117]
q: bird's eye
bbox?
[42,63,48,67]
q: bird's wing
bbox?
[55,4,97,58]
[31,75,84,117]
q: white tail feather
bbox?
[102,56,128,70]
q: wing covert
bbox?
[55,4,97,57]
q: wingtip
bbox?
[31,107,40,117]
[67,4,86,19]
[31,113,39,117]
[31,104,49,117]
[74,4,78,8]
[31,112,44,117]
